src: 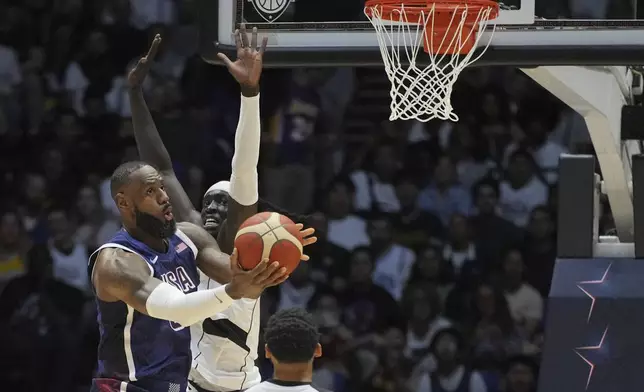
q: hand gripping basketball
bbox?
[225,249,288,299]
[217,23,268,94]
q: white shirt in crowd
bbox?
[505,283,544,325]
[50,242,90,293]
[416,366,487,392]
[498,177,548,228]
[276,281,317,311]
[504,141,568,184]
[246,380,330,392]
[405,316,452,360]
[327,215,370,251]
[350,171,401,213]
[372,244,415,301]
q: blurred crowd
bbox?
[0,0,618,392]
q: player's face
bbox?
[123,166,175,239]
[201,190,228,236]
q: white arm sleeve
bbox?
[146,281,234,327]
[229,94,261,206]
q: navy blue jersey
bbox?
[88,228,200,392]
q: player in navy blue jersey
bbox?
[89,161,289,392]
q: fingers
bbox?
[302,236,318,247]
[300,254,310,262]
[146,34,162,61]
[259,36,268,55]
[239,23,250,48]
[250,27,258,50]
[266,273,290,287]
[233,29,241,50]
[216,52,235,68]
[229,249,241,272]
[262,266,289,287]
[253,259,280,285]
[300,227,315,238]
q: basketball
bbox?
[234,212,304,274]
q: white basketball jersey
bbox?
[190,270,262,391]
[245,380,331,392]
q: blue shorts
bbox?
[91,378,187,392]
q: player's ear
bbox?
[314,343,322,358]
[114,192,129,210]
[264,344,272,359]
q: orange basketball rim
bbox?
[364,0,499,54]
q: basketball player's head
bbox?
[111,161,176,239]
[264,308,322,367]
[201,181,230,236]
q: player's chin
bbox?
[204,223,220,237]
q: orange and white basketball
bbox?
[234,212,303,274]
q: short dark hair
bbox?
[110,161,149,198]
[264,308,320,363]
[472,177,499,201]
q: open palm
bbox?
[217,24,268,90]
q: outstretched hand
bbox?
[217,24,268,94]
[296,223,317,261]
[128,34,161,89]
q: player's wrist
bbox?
[240,85,260,97]
[224,283,243,300]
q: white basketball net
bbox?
[365,3,497,122]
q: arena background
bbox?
[0,0,616,391]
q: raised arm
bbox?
[214,25,267,253]
[127,35,201,224]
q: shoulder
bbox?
[92,247,152,299]
[176,222,218,251]
[94,247,150,277]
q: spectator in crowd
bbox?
[325,177,370,251]
[470,178,524,268]
[418,155,472,225]
[416,328,488,392]
[501,249,543,338]
[393,175,444,251]
[73,185,120,250]
[29,208,91,294]
[369,215,416,302]
[522,206,557,296]
[499,150,548,228]
[351,143,401,214]
[502,356,539,392]
[0,211,29,290]
[341,247,402,335]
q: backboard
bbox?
[198,0,644,67]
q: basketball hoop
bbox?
[365,0,499,122]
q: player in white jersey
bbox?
[245,308,330,392]
[127,28,316,392]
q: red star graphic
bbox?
[576,262,612,322]
[575,326,609,389]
